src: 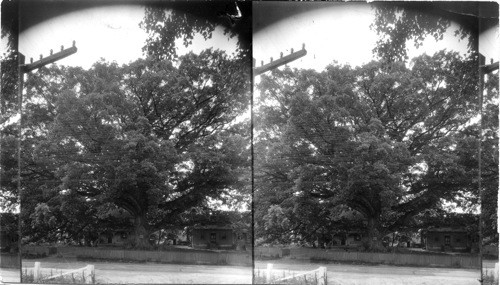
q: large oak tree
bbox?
[21,48,250,247]
[255,50,483,249]
[18,3,251,247]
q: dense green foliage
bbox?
[140,2,251,61]
[254,51,488,248]
[1,0,21,212]
[19,49,250,246]
[370,3,476,63]
[13,5,251,247]
[254,4,497,250]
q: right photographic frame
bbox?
[252,2,498,285]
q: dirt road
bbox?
[9,258,483,284]
[0,268,20,283]
[21,259,252,284]
[255,259,481,285]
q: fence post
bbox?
[318,266,327,285]
[33,262,41,282]
[494,263,499,282]
[266,263,273,283]
[86,264,95,284]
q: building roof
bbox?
[192,226,233,230]
[97,228,132,234]
[425,227,468,233]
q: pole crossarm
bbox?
[480,61,499,74]
[253,43,307,76]
[21,41,78,73]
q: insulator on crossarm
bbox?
[61,45,64,51]
[40,54,43,60]
[73,40,76,47]
[270,57,273,63]
[50,49,53,55]
[280,52,283,58]
[302,43,305,50]
[30,58,33,63]
[291,48,294,53]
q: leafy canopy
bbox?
[21,48,250,245]
[255,50,482,247]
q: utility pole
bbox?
[253,43,307,76]
[17,41,78,101]
[16,41,77,272]
[20,40,78,73]
[250,44,307,284]
[477,54,498,285]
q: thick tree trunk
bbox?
[133,215,150,249]
[364,216,385,251]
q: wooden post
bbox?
[17,52,25,273]
[16,47,77,277]
[266,263,273,283]
[86,264,95,284]
[33,262,41,282]
[494,263,499,282]
[318,267,327,285]
[478,53,485,283]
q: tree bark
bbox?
[365,216,385,251]
[133,214,150,249]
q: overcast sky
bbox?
[18,5,239,69]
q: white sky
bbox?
[253,3,473,73]
[16,3,499,72]
[18,5,238,69]
[479,25,500,62]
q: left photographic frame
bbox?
[2,1,253,283]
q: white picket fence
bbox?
[485,262,499,283]
[263,263,327,285]
[28,261,95,283]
